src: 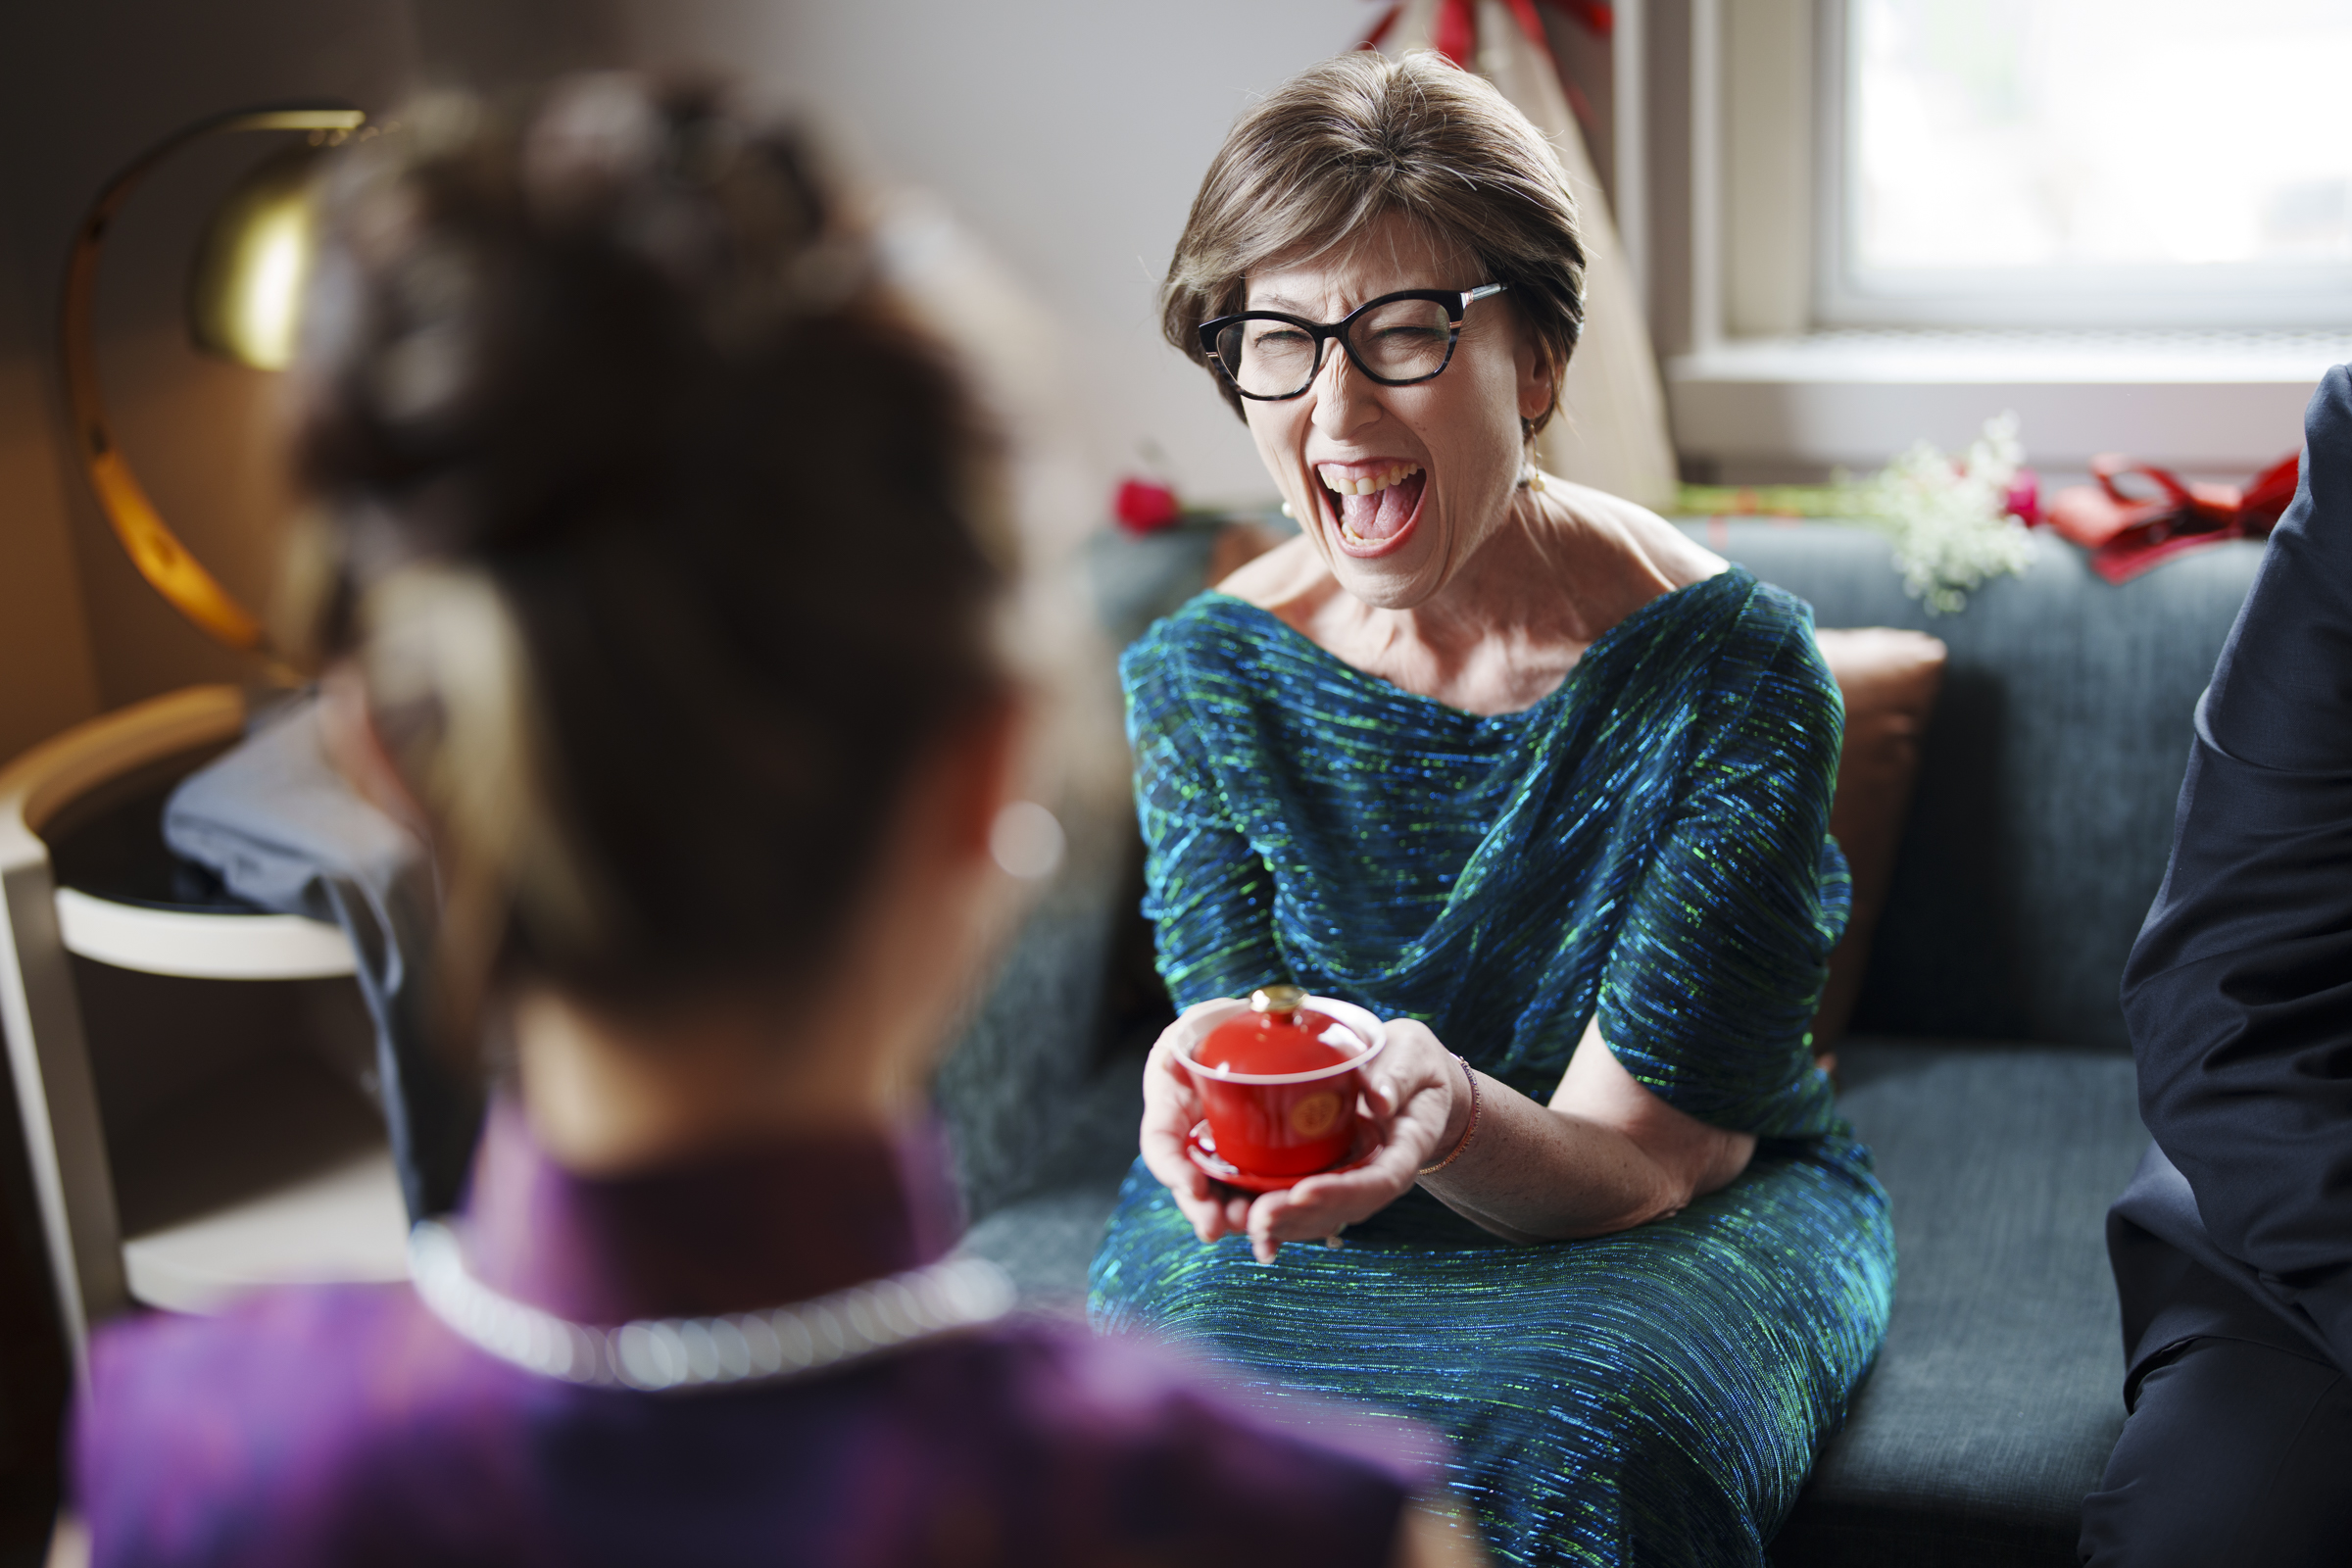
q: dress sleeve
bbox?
[2124,366,2352,1373]
[1594,604,1848,1138]
[1121,632,1289,1009]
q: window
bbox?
[1822,0,2352,327]
[1669,0,2352,474]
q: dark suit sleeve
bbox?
[2124,364,2352,1372]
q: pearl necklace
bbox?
[408,1220,1015,1394]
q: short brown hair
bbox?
[1163,50,1587,434]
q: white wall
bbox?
[0,0,1389,761]
[610,0,1379,510]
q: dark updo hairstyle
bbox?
[290,75,1010,1015]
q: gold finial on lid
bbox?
[1250,984,1306,1019]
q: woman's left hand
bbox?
[1235,1017,1465,1262]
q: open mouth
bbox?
[1317,462,1426,557]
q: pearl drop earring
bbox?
[1280,502,1296,518]
[990,801,1065,880]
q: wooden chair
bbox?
[0,686,406,1372]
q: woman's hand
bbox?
[1137,999,1256,1245]
[1138,1006,1470,1263]
[1240,1017,1463,1261]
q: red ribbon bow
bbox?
[2046,452,2298,584]
[1360,1,1613,65]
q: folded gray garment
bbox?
[163,693,481,1220]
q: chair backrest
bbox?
[1681,521,2262,1050]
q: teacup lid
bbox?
[1200,986,1369,1077]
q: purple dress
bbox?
[73,1102,1424,1566]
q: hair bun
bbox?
[292,74,1008,1010]
[523,77,855,355]
[300,75,879,564]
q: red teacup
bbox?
[1180,987,1386,1178]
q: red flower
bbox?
[2004,471,2041,527]
[1114,478,1183,534]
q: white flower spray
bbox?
[1679,412,2040,614]
[1850,413,2037,614]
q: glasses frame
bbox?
[1198,283,1510,402]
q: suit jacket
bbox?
[2112,364,2352,1395]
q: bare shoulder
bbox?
[1552,479,1728,589]
[1210,533,1342,624]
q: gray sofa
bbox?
[945,518,2266,1567]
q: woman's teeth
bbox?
[1317,462,1421,497]
[1318,462,1425,546]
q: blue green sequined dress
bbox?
[1088,567,1894,1566]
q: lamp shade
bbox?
[188,141,331,371]
[61,107,363,656]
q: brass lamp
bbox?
[60,106,367,655]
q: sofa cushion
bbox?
[1678,522,2260,1049]
[959,1184,1123,1315]
[1773,1037,2146,1567]
[955,1047,1148,1310]
[934,817,1128,1222]
[1813,628,1948,1056]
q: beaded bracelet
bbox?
[1416,1053,1482,1176]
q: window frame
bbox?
[1652,0,2348,478]
[1809,0,2352,331]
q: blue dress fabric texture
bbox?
[1089,567,1896,1566]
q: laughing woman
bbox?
[1087,53,1893,1567]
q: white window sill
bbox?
[1666,329,2352,473]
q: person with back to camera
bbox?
[1087,50,1894,1568]
[61,75,1486,1568]
[2077,367,2352,1564]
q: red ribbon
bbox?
[1357,0,1613,63]
[1435,0,1478,67]
[2047,451,2299,584]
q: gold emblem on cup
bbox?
[1289,1091,1344,1140]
